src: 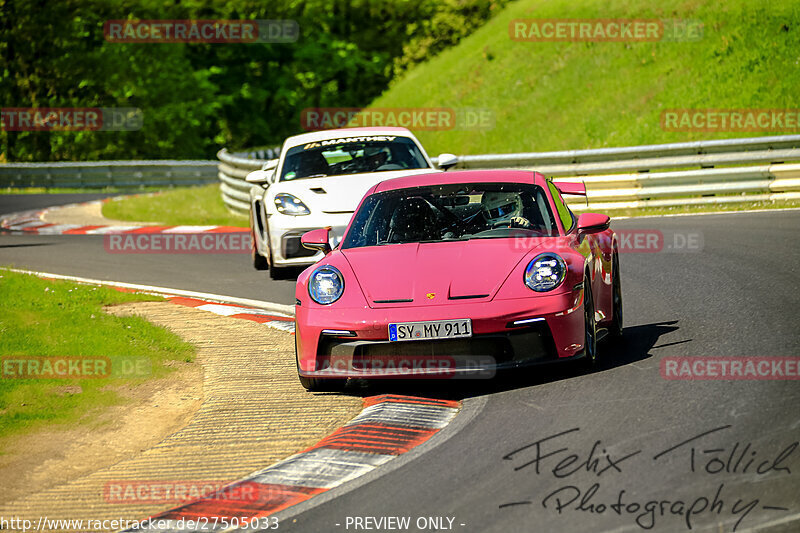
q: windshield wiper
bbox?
[372,238,470,246]
[417,237,471,243]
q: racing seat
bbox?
[388,198,437,243]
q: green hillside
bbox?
[368,0,800,155]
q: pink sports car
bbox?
[294,169,622,391]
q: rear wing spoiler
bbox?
[554,181,586,196]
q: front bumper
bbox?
[295,290,586,379]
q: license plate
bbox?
[388,319,472,342]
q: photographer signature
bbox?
[499,425,796,531]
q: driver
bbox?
[364,146,390,170]
[481,192,531,229]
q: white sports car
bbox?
[246,127,457,279]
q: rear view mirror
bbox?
[441,195,470,207]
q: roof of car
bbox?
[373,169,546,193]
[284,127,416,147]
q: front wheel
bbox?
[298,374,347,392]
[609,251,623,341]
[251,237,269,271]
[296,337,346,392]
[268,258,290,280]
[580,275,597,371]
[250,213,269,271]
[265,226,289,280]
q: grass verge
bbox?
[102,183,247,227]
[370,0,799,155]
[0,270,195,439]
[0,187,165,195]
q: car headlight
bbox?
[524,253,567,292]
[309,265,344,304]
[274,193,310,216]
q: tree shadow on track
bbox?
[338,320,683,402]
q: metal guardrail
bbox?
[218,135,800,214]
[216,148,281,213]
[0,160,218,188]
[454,135,800,169]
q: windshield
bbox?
[280,135,429,181]
[342,182,559,249]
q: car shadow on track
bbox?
[0,242,56,248]
[267,267,307,281]
[337,320,683,402]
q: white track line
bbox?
[2,267,295,317]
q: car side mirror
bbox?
[437,153,458,171]
[301,227,332,254]
[245,170,274,184]
[577,213,610,234]
[246,159,279,184]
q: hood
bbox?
[343,239,544,308]
[272,169,435,214]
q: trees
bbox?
[0,0,507,161]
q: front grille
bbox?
[317,323,558,367]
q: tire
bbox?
[264,225,289,280]
[268,258,290,280]
[251,234,269,271]
[609,251,623,341]
[250,211,268,271]
[298,374,347,392]
[296,337,346,392]
[580,275,598,371]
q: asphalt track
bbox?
[1,195,798,533]
[0,194,298,303]
[0,193,123,216]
